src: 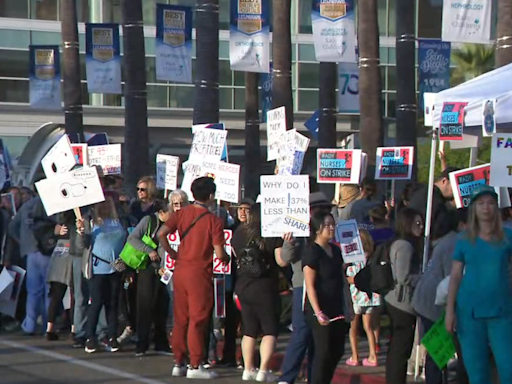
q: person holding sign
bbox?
[446,185,512,384]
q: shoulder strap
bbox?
[180,211,210,243]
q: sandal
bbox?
[363,358,378,367]
[346,357,360,366]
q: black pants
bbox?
[86,273,121,340]
[119,269,137,331]
[136,266,169,351]
[48,282,70,324]
[222,291,240,362]
[386,303,417,384]
[306,311,348,384]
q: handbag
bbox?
[119,215,158,270]
[33,219,59,256]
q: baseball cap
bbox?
[470,184,498,205]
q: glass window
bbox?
[388,0,396,36]
[298,90,318,112]
[148,84,169,107]
[299,0,312,34]
[146,57,157,84]
[104,94,123,107]
[169,85,194,108]
[77,0,90,23]
[219,41,229,60]
[298,63,319,89]
[220,0,230,30]
[31,31,61,46]
[219,60,232,86]
[220,87,233,109]
[0,136,30,160]
[0,0,29,18]
[418,0,442,38]
[299,44,316,62]
[386,92,396,117]
[30,0,58,20]
[81,82,91,105]
[388,47,396,65]
[145,37,155,56]
[234,88,245,110]
[379,47,388,64]
[387,66,396,91]
[142,0,158,26]
[0,79,29,103]
[0,50,29,78]
[233,70,245,86]
[378,0,388,36]
[0,30,30,49]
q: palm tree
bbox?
[244,72,261,198]
[60,0,84,142]
[193,0,220,124]
[357,0,383,168]
[451,44,495,84]
[496,0,512,67]
[121,0,149,192]
[271,0,293,130]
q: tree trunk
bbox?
[271,0,293,130]
[194,0,220,124]
[496,0,512,67]
[395,0,417,177]
[318,62,337,199]
[358,0,383,168]
[60,0,84,142]
[244,72,261,199]
[121,0,149,194]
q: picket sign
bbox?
[375,146,414,180]
[156,154,180,191]
[88,144,122,175]
[266,106,287,161]
[335,220,365,264]
[188,127,227,162]
[317,149,366,184]
[71,144,89,166]
[41,135,77,178]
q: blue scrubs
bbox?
[453,229,512,384]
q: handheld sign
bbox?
[71,144,88,166]
[277,129,310,176]
[88,144,122,175]
[41,135,77,178]
[317,149,363,184]
[192,123,228,161]
[421,313,456,370]
[335,220,366,264]
[156,154,180,191]
[375,146,414,180]
[449,164,490,209]
[266,106,287,161]
[189,127,228,162]
[490,134,512,188]
[440,102,467,141]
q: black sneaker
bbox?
[135,348,146,357]
[73,337,86,348]
[85,339,97,353]
[108,338,119,353]
[99,337,109,350]
[46,332,59,341]
[154,345,172,356]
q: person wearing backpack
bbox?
[384,207,423,384]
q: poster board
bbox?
[41,135,77,178]
[189,127,228,162]
[449,164,490,209]
[156,154,180,191]
[71,144,89,166]
[375,146,414,180]
[266,106,287,161]
[490,134,512,188]
[440,102,467,141]
[335,220,366,264]
[0,266,26,318]
[317,149,363,184]
[421,313,456,369]
[88,144,122,175]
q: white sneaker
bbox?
[278,382,290,384]
[242,370,258,381]
[256,371,276,382]
[117,327,133,345]
[172,365,187,377]
[186,366,219,379]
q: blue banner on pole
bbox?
[418,39,451,110]
[29,45,61,110]
[260,62,273,123]
[85,23,122,94]
[304,110,320,141]
[156,4,193,83]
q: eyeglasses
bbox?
[323,223,335,229]
[137,187,147,192]
[173,202,182,206]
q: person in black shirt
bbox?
[303,211,349,384]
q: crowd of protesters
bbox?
[0,164,511,384]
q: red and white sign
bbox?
[71,144,88,166]
[375,146,414,180]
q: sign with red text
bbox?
[375,146,414,180]
[88,144,121,175]
[317,149,364,184]
[335,220,365,264]
[490,134,512,188]
[449,164,490,209]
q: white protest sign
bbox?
[41,135,77,178]
[490,134,512,188]
[260,175,310,237]
[267,106,287,161]
[335,220,366,264]
[156,154,180,191]
[88,144,122,175]
[189,127,228,161]
[277,129,310,176]
[164,230,232,274]
[0,265,25,318]
[35,166,106,216]
[0,268,14,302]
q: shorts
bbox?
[239,292,279,338]
[353,305,376,315]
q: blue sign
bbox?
[29,45,61,110]
[418,39,451,110]
[304,110,320,140]
[259,62,273,123]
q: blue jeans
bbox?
[22,252,50,333]
[279,287,314,384]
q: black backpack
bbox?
[354,241,395,295]
[33,219,59,256]
[236,239,270,278]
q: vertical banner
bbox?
[29,45,62,110]
[418,39,451,111]
[375,147,415,180]
[338,62,359,113]
[260,62,273,123]
[229,0,270,73]
[442,0,491,43]
[312,0,356,63]
[440,102,467,141]
[155,4,193,83]
[85,23,122,94]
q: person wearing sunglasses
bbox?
[131,176,157,223]
[168,189,189,213]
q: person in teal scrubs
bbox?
[446,185,512,384]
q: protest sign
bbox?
[277,129,310,176]
[0,266,26,318]
[482,99,497,137]
[449,164,490,209]
[71,144,88,166]
[440,102,467,141]
[421,313,456,369]
[165,230,232,274]
[335,220,366,264]
[0,268,14,302]
[42,135,77,178]
[260,175,310,237]
[266,107,287,161]
[36,167,106,216]
[375,147,414,180]
[317,149,363,184]
[156,154,180,191]
[88,144,122,175]
[490,134,512,188]
[189,127,228,162]
[192,123,228,161]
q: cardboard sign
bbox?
[335,220,366,264]
[164,229,232,274]
[189,127,228,161]
[0,268,14,302]
[266,106,287,161]
[482,99,497,137]
[35,166,106,216]
[440,102,467,141]
[42,135,77,178]
[260,175,310,238]
[317,149,363,184]
[490,134,512,188]
[156,154,180,191]
[88,144,122,175]
[277,129,310,176]
[0,266,26,318]
[421,313,456,369]
[71,144,88,166]
[449,164,490,209]
[192,123,228,161]
[375,146,414,180]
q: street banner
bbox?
[29,45,61,110]
[418,39,451,111]
[260,175,310,238]
[71,144,89,166]
[449,164,490,208]
[155,4,193,83]
[35,167,106,216]
[88,144,122,175]
[490,134,512,188]
[192,123,228,161]
[442,0,491,43]
[85,23,122,94]
[165,229,233,274]
[317,149,364,184]
[42,135,77,179]
[229,0,270,73]
[304,110,320,140]
[338,62,360,113]
[482,99,497,137]
[156,154,180,191]
[375,146,414,180]
[335,220,366,264]
[312,0,356,63]
[0,266,26,318]
[440,102,467,141]
[189,127,228,162]
[266,106,287,161]
[260,63,273,123]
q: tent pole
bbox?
[469,147,477,167]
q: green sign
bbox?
[421,313,456,369]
